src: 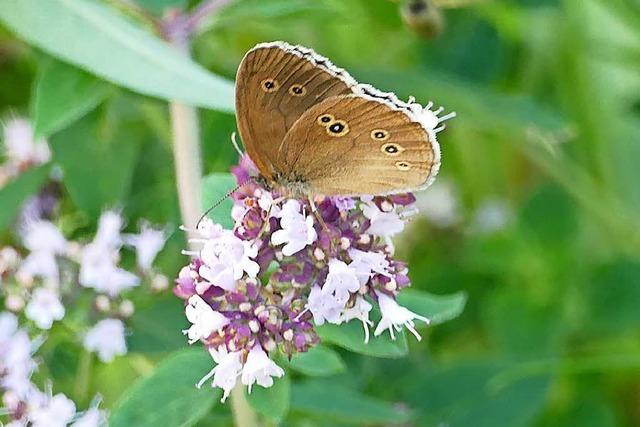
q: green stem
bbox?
[230,385,260,427]
[73,350,93,406]
[165,17,260,427]
[167,34,203,241]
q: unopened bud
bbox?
[5,294,24,312]
[380,200,393,212]
[384,278,398,292]
[0,247,20,270]
[263,338,277,352]
[358,234,371,245]
[119,300,135,317]
[340,237,351,250]
[249,320,260,333]
[95,295,111,312]
[151,274,169,292]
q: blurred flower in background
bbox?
[414,180,461,227]
[0,202,167,424]
[469,198,513,235]
[0,118,50,188]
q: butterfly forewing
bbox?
[278,94,440,196]
[235,42,356,180]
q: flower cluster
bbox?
[0,118,51,189]
[1,210,168,362]
[175,156,429,401]
[0,312,106,427]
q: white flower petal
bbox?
[83,319,127,362]
[25,288,64,330]
[241,345,284,394]
[183,295,229,344]
[374,293,429,341]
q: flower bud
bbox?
[340,237,351,250]
[0,246,20,271]
[5,294,25,312]
[119,300,135,317]
[151,274,169,292]
[249,319,260,333]
[95,295,111,312]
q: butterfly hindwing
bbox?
[277,94,440,196]
[235,42,356,180]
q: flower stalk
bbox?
[163,4,260,425]
[168,33,203,237]
[230,385,259,427]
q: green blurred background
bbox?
[2,0,640,425]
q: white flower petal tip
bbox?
[198,230,259,290]
[340,297,373,344]
[125,222,167,271]
[83,319,127,362]
[360,200,404,237]
[199,347,243,402]
[184,295,229,344]
[374,293,430,341]
[241,345,285,394]
[271,200,317,256]
[24,288,65,330]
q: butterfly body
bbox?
[235,41,453,198]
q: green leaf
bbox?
[286,345,346,377]
[290,380,412,424]
[518,184,578,248]
[585,259,640,334]
[50,113,141,218]
[396,290,467,325]
[128,295,188,353]
[0,0,234,111]
[406,361,550,427]
[0,164,50,231]
[317,320,408,359]
[32,59,110,137]
[246,374,290,422]
[201,172,236,229]
[109,349,219,427]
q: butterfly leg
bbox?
[308,196,336,252]
[253,204,274,243]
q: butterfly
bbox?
[234,41,454,198]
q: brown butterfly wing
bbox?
[235,42,356,180]
[278,94,440,196]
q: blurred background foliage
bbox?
[2,0,640,425]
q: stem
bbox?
[73,350,92,406]
[230,385,260,427]
[168,37,203,239]
[164,11,260,427]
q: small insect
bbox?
[234,41,454,200]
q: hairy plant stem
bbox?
[231,385,260,427]
[165,8,259,426]
[168,37,203,241]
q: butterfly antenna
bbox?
[231,132,245,157]
[196,178,255,229]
